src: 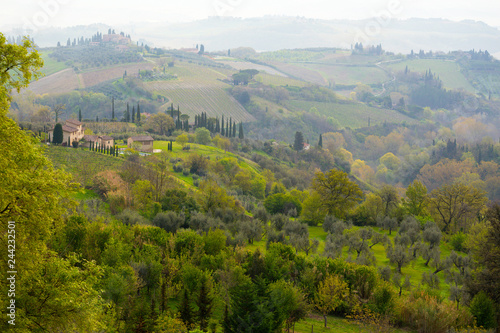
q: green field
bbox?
[301,63,390,85]
[39,51,69,77]
[254,72,310,87]
[385,59,476,93]
[287,100,418,128]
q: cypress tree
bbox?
[96,115,99,122]
[136,103,141,122]
[225,119,229,137]
[78,108,82,122]
[131,106,135,122]
[232,121,236,138]
[53,123,64,145]
[293,131,304,151]
[48,133,51,143]
[197,278,213,331]
[238,122,244,139]
[68,137,71,147]
[126,103,130,122]
[112,97,115,120]
[221,115,224,136]
[318,134,323,148]
[179,289,194,329]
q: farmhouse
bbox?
[48,119,85,145]
[82,135,115,148]
[128,136,154,152]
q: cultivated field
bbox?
[25,68,80,94]
[254,73,310,87]
[287,100,418,128]
[301,63,390,85]
[218,59,287,76]
[144,63,255,122]
[384,59,476,93]
[81,61,155,87]
[268,61,328,85]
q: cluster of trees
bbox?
[49,44,142,70]
[194,112,243,139]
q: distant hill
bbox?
[11,17,500,54]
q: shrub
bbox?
[469,291,496,329]
[116,208,148,226]
[370,282,394,315]
[173,164,183,173]
[394,290,473,333]
[153,211,185,233]
[182,169,190,176]
[449,232,467,252]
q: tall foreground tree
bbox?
[0,33,105,331]
[429,183,487,233]
[311,169,364,219]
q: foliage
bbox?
[311,169,363,219]
[469,291,497,329]
[314,274,349,327]
[264,193,302,216]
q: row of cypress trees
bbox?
[89,141,119,157]
[194,112,244,139]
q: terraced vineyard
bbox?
[144,63,255,122]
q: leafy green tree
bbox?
[293,131,304,151]
[176,133,188,147]
[144,112,175,135]
[402,180,429,217]
[311,169,363,219]
[195,127,211,145]
[264,193,302,215]
[0,33,105,332]
[315,274,349,328]
[52,123,64,144]
[429,183,487,233]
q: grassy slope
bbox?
[287,100,418,128]
[39,51,69,77]
[301,63,390,85]
[385,59,476,93]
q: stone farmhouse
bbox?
[128,136,154,152]
[82,135,115,149]
[48,119,85,145]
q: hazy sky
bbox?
[2,0,500,30]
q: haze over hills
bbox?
[6,17,500,54]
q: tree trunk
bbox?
[324,314,327,328]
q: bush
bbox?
[116,209,148,226]
[153,211,185,233]
[394,290,473,333]
[469,291,497,329]
[182,169,190,176]
[449,232,467,252]
[370,282,394,315]
[173,164,183,173]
